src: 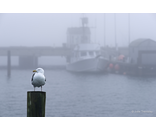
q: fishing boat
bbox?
[66,43,109,72]
[65,17,109,72]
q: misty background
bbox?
[1,13,156,66]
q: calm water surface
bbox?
[0,69,156,117]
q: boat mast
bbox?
[104,13,106,47]
[94,14,97,44]
[128,13,131,45]
[114,13,118,51]
[82,15,84,44]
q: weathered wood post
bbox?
[7,50,11,77]
[27,91,46,117]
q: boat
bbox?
[66,43,109,72]
[65,17,109,72]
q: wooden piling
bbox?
[27,91,46,117]
[7,50,11,77]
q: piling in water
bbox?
[7,50,11,77]
[27,91,46,117]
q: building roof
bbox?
[129,38,156,47]
[67,27,91,35]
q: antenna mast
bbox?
[81,15,88,43]
[81,13,88,26]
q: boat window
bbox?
[89,51,94,56]
[81,51,87,56]
[74,51,79,58]
[76,51,79,58]
[74,53,76,57]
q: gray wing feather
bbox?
[31,73,35,82]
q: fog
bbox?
[0,5,155,126]
[0,13,156,47]
[1,13,156,67]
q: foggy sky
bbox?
[0,13,156,47]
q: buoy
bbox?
[114,64,120,71]
[118,55,125,60]
[109,63,114,69]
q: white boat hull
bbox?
[66,57,109,72]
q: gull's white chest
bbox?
[32,73,45,87]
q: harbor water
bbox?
[0,68,156,117]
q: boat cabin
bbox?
[70,44,101,62]
[71,50,100,62]
[66,17,91,48]
[66,27,91,48]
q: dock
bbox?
[0,46,72,69]
[2,45,156,76]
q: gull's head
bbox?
[33,68,44,74]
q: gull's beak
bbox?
[33,70,37,72]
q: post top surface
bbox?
[27,91,46,94]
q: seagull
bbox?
[31,68,46,91]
